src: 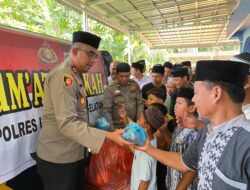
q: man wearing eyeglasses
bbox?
[35,31,131,190]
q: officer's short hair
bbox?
[116,63,130,73]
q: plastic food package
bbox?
[86,139,132,190]
[121,122,146,146]
[95,115,113,131]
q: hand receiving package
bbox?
[95,115,113,131]
[121,122,146,146]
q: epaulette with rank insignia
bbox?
[71,66,78,74]
[71,65,87,96]
[129,79,140,92]
[71,66,83,87]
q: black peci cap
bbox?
[116,63,130,73]
[231,52,250,75]
[182,61,191,67]
[177,87,194,100]
[72,31,101,49]
[171,67,189,77]
[194,60,249,88]
[152,64,164,75]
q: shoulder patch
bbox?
[64,73,74,88]
[131,83,140,92]
[130,85,136,92]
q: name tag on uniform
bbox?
[114,90,121,94]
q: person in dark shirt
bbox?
[169,67,191,117]
[141,64,166,107]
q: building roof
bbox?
[58,0,240,49]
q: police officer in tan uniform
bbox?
[36,31,130,190]
[103,63,144,129]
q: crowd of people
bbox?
[35,31,250,190]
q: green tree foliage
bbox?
[88,19,166,67]
[0,0,82,39]
[0,0,166,70]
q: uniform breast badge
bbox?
[114,90,121,94]
[64,73,74,88]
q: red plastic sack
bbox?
[118,146,133,172]
[86,139,133,190]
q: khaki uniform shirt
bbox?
[37,59,105,164]
[102,80,143,129]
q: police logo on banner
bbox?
[38,40,58,65]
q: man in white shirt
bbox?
[131,60,151,89]
[162,61,173,85]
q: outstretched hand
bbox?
[118,104,132,125]
[118,104,127,118]
[106,129,134,146]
